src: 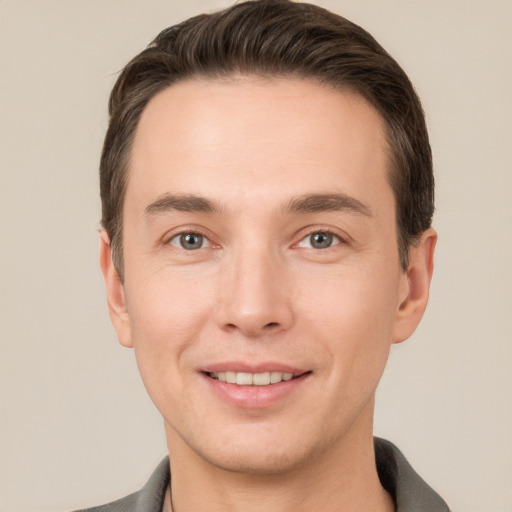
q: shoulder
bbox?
[374,437,451,512]
[72,492,138,512]
[71,457,170,512]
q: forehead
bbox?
[127,76,392,215]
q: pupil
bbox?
[311,232,332,249]
[181,233,202,249]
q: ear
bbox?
[392,227,437,344]
[99,229,133,348]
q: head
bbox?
[99,0,436,478]
[100,0,434,281]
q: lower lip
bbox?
[202,373,310,409]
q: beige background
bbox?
[1,1,511,511]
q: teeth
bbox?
[210,371,295,386]
[236,372,253,385]
[253,372,271,386]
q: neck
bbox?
[165,407,394,512]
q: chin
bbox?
[173,419,336,476]
[196,442,314,476]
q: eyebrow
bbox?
[143,192,372,218]
[144,194,218,216]
[285,193,372,217]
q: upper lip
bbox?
[201,362,308,375]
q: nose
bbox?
[216,246,294,338]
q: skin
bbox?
[100,77,436,512]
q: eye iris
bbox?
[180,233,203,250]
[310,232,333,249]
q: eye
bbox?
[169,232,209,250]
[297,231,341,249]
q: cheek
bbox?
[300,265,400,376]
[300,262,400,331]
[124,273,215,396]
[127,268,215,342]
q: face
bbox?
[101,77,435,475]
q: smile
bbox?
[208,371,298,386]
[203,368,311,408]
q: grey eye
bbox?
[170,232,206,250]
[309,232,334,249]
[297,231,340,249]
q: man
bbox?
[80,0,450,510]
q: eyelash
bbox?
[295,230,344,250]
[166,229,214,251]
[165,228,346,251]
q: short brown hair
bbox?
[100,0,434,279]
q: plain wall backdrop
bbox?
[1,1,511,511]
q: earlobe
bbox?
[99,230,133,348]
[392,227,437,344]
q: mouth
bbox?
[202,366,311,408]
[206,371,309,386]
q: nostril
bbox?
[264,322,279,329]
